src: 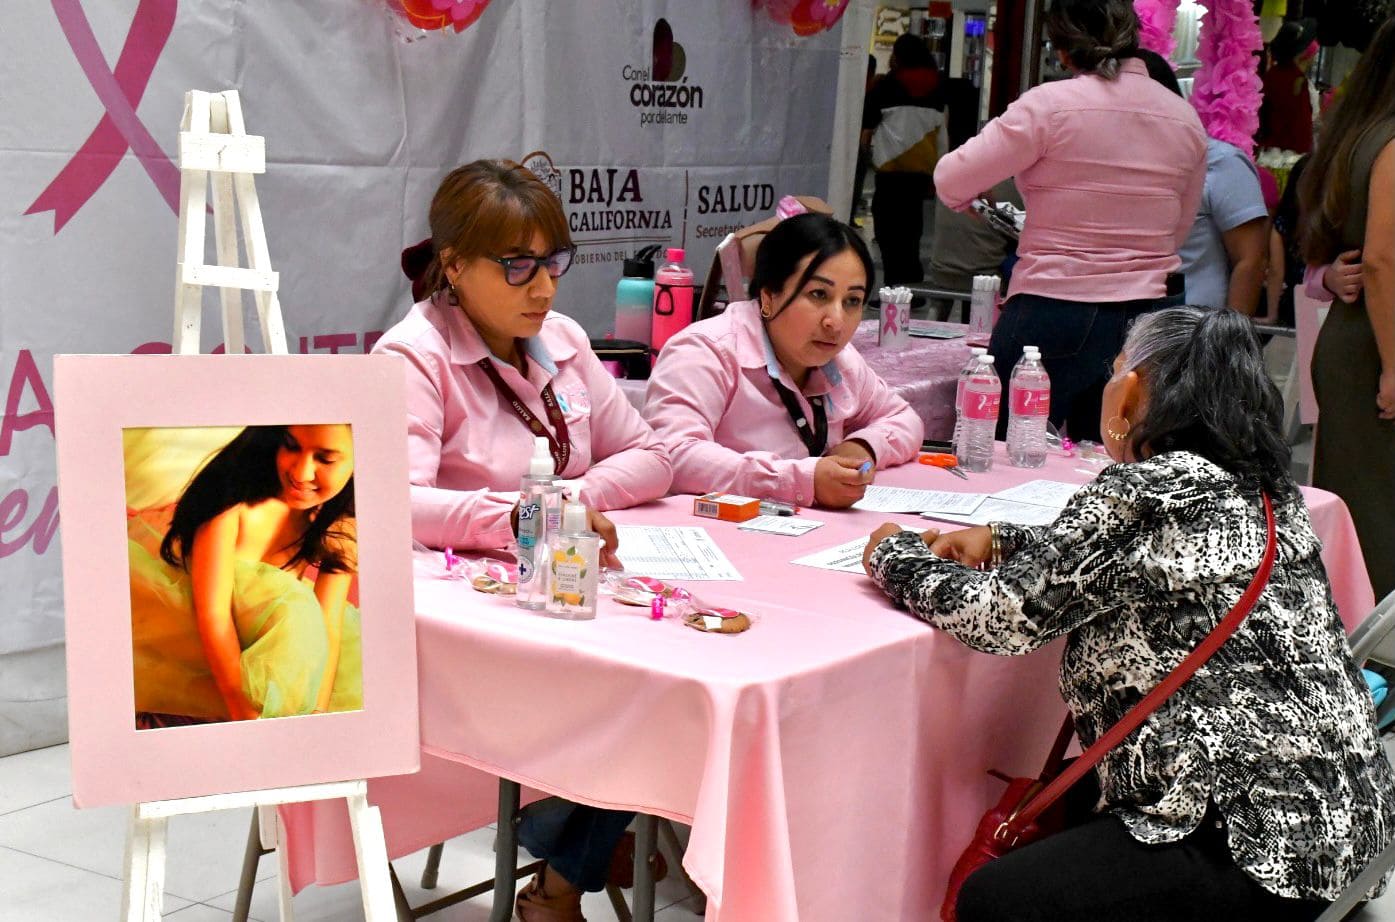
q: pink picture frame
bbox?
[54,354,419,808]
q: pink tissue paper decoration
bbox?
[1135,0,1182,59]
[1190,0,1264,154]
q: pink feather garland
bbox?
[1135,0,1182,59]
[1189,0,1263,153]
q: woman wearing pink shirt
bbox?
[643,213,924,508]
[933,0,1206,442]
[373,159,671,921]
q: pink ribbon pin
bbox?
[26,0,180,233]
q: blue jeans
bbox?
[517,800,634,892]
[989,292,1179,443]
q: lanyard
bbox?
[476,358,571,475]
[769,375,828,457]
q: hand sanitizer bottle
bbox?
[546,502,600,620]
[516,437,562,611]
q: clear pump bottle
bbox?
[515,437,563,611]
[546,502,600,620]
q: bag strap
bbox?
[997,493,1277,846]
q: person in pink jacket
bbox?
[372,159,671,921]
[933,0,1206,442]
[643,213,924,508]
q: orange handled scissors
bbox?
[919,452,968,479]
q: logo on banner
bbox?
[25,0,181,233]
[522,151,676,266]
[622,18,705,126]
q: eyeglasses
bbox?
[492,247,577,286]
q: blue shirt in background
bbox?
[1178,139,1270,310]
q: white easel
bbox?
[121,89,394,922]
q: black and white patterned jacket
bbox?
[868,451,1395,900]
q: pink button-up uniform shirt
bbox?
[373,295,672,550]
[935,58,1207,304]
[642,300,924,505]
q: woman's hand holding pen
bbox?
[815,456,871,507]
[816,440,876,508]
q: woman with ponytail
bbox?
[932,0,1207,442]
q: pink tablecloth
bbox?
[282,451,1373,920]
[616,319,970,441]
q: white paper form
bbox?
[852,485,986,515]
[614,525,743,580]
[991,479,1083,509]
[738,515,826,536]
[791,537,873,575]
[923,497,1063,528]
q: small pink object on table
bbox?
[281,448,1371,920]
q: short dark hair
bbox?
[1045,0,1140,78]
[891,33,934,71]
[1120,307,1294,498]
[748,213,876,317]
[1135,48,1182,97]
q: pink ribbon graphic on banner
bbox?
[25,0,180,233]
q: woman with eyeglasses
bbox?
[374,159,672,920]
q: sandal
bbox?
[515,866,586,922]
[606,830,670,890]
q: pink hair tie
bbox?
[775,195,808,221]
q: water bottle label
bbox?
[1011,387,1050,417]
[964,390,1000,421]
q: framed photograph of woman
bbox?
[55,354,418,808]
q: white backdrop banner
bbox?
[0,0,842,742]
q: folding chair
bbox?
[1313,589,1395,921]
[233,779,704,922]
[694,195,833,322]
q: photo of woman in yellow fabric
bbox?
[125,424,362,728]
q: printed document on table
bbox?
[614,525,743,581]
[853,486,986,515]
[991,479,1083,509]
[923,497,1063,528]
[738,515,826,536]
[791,538,871,575]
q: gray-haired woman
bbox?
[863,307,1395,921]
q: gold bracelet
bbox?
[990,523,1002,568]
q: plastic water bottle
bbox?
[516,437,563,611]
[951,346,988,459]
[967,274,1000,346]
[960,354,1001,473]
[651,248,695,358]
[1007,347,1050,468]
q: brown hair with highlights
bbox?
[422,159,572,295]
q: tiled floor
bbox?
[0,744,704,921]
[5,742,1395,921]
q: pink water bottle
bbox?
[651,248,694,358]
